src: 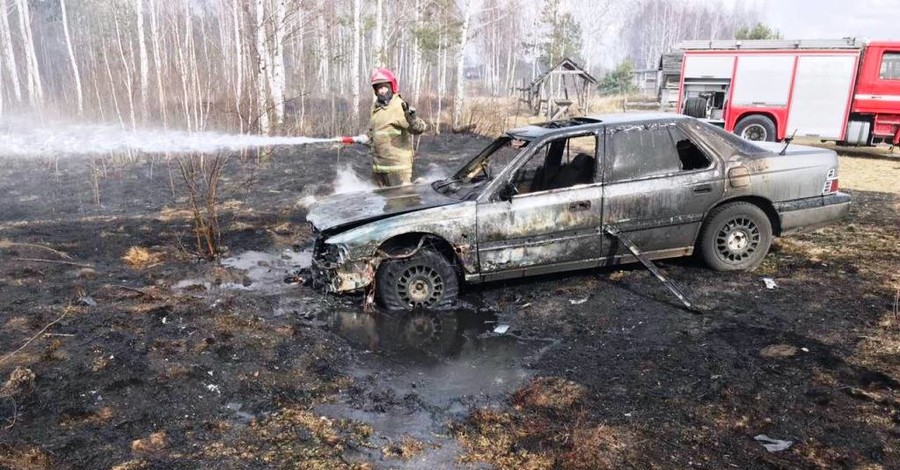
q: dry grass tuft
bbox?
[512,376,587,411]
[110,460,150,470]
[122,247,163,268]
[455,377,632,469]
[131,431,168,453]
[382,436,427,461]
[0,445,54,470]
[1,367,35,400]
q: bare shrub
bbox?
[175,153,228,261]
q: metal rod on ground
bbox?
[604,226,699,313]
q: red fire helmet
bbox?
[370,68,399,93]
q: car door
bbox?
[476,130,605,281]
[600,121,724,262]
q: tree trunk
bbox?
[373,0,383,67]
[15,0,42,105]
[255,0,270,134]
[350,0,360,130]
[149,0,166,126]
[0,0,22,103]
[231,0,244,132]
[114,9,137,130]
[136,0,149,121]
[60,0,84,115]
[271,0,286,127]
[452,0,472,130]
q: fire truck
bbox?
[675,38,900,146]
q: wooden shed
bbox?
[518,58,597,119]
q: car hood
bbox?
[306,183,457,232]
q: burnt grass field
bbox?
[0,134,898,469]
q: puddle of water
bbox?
[218,248,311,294]
[172,248,311,296]
[312,306,558,467]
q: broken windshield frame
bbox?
[432,136,531,200]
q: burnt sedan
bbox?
[306,113,850,310]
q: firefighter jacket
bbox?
[367,94,426,173]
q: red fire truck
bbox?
[675,38,900,146]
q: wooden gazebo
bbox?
[517,58,597,119]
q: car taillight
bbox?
[822,168,838,194]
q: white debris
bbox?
[493,324,510,334]
[754,434,793,452]
[569,297,589,305]
[762,278,778,289]
[205,384,221,394]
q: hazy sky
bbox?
[753,0,899,40]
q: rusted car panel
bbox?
[306,113,851,303]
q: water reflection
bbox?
[321,307,497,358]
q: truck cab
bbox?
[847,42,900,145]
[675,39,900,146]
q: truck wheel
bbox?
[376,248,459,311]
[683,96,708,118]
[698,202,773,271]
[735,115,776,142]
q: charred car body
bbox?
[307,114,850,310]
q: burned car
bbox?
[307,113,850,310]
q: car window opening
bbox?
[669,126,713,170]
[515,134,597,194]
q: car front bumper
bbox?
[311,237,376,294]
[775,192,851,235]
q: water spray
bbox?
[0,119,369,157]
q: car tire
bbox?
[698,202,773,271]
[683,96,708,118]
[734,115,776,142]
[376,248,459,311]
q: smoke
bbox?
[332,164,376,194]
[415,163,449,183]
[0,119,341,157]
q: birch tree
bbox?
[271,0,286,126]
[452,0,473,130]
[373,0,384,67]
[149,0,166,126]
[0,0,21,103]
[350,0,360,128]
[136,0,149,120]
[15,0,42,105]
[60,0,84,115]
[256,0,270,133]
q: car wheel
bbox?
[683,96,708,118]
[699,202,773,271]
[735,115,776,142]
[376,248,459,311]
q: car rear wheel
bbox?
[735,115,776,142]
[376,248,459,311]
[699,202,773,271]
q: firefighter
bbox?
[366,68,427,187]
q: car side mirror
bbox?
[498,182,518,202]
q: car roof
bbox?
[506,113,689,139]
